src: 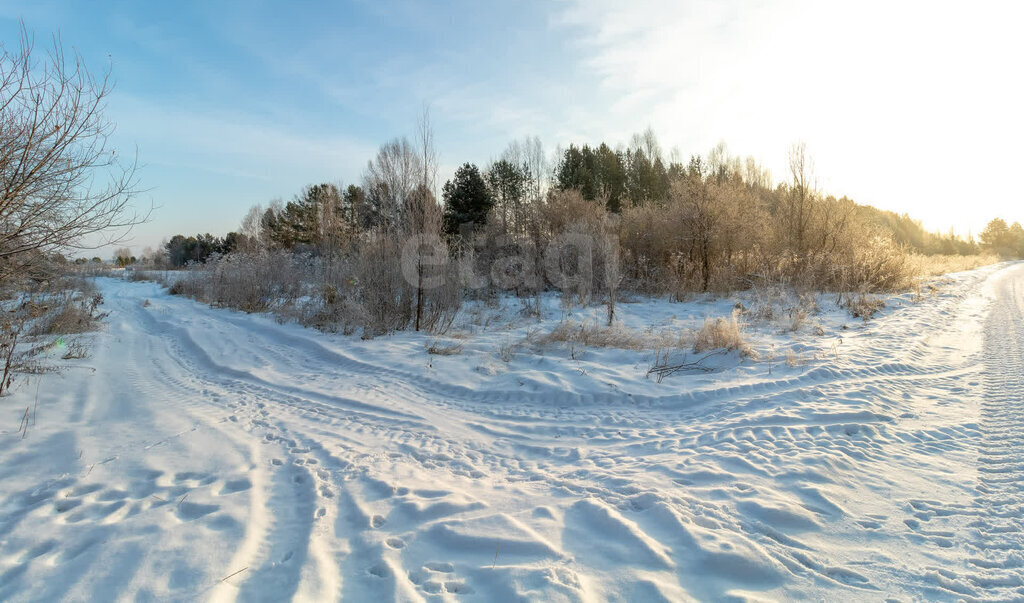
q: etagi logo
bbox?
[400,230,620,292]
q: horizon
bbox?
[3,0,1021,257]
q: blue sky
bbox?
[2,0,1022,255]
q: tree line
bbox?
[150,118,1021,335]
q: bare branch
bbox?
[0,22,149,280]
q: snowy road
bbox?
[1,264,1023,601]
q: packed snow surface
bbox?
[1,262,1022,601]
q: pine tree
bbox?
[442,163,492,238]
[487,160,529,235]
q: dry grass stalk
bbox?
[538,320,687,351]
[426,340,463,356]
[693,310,756,358]
[910,253,1001,277]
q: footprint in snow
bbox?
[54,498,82,513]
[367,563,390,578]
[175,501,219,521]
[445,581,473,594]
[217,478,252,495]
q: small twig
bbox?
[646,351,724,379]
[32,381,41,427]
[177,493,189,507]
[220,566,249,583]
[19,406,30,439]
[18,405,29,433]
[492,543,501,569]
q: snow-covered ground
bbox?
[1,262,1022,601]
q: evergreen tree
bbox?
[594,143,626,211]
[1011,222,1024,257]
[343,185,367,230]
[259,183,344,249]
[554,143,629,211]
[555,144,598,201]
[164,233,232,266]
[442,163,492,238]
[487,159,528,234]
[981,218,1023,257]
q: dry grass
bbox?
[426,340,463,356]
[537,320,687,351]
[28,292,104,336]
[844,293,885,320]
[911,253,1001,277]
[125,269,152,282]
[1,280,103,395]
[60,338,90,359]
[168,276,202,298]
[746,278,820,333]
[693,311,756,358]
[747,282,788,322]
[497,337,516,362]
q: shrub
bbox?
[61,338,90,359]
[693,311,756,358]
[844,293,885,320]
[28,292,104,336]
[168,276,203,299]
[355,235,412,336]
[1,279,103,395]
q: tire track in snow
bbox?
[45,265,1021,600]
[964,268,1024,599]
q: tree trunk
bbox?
[701,238,711,292]
[414,259,424,332]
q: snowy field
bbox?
[1,262,1022,601]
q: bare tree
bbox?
[630,126,663,165]
[402,184,444,331]
[522,135,546,204]
[362,137,422,231]
[602,216,622,326]
[744,156,771,189]
[415,104,437,197]
[706,141,730,179]
[0,25,147,281]
[785,142,816,258]
[680,175,719,292]
[238,204,264,250]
